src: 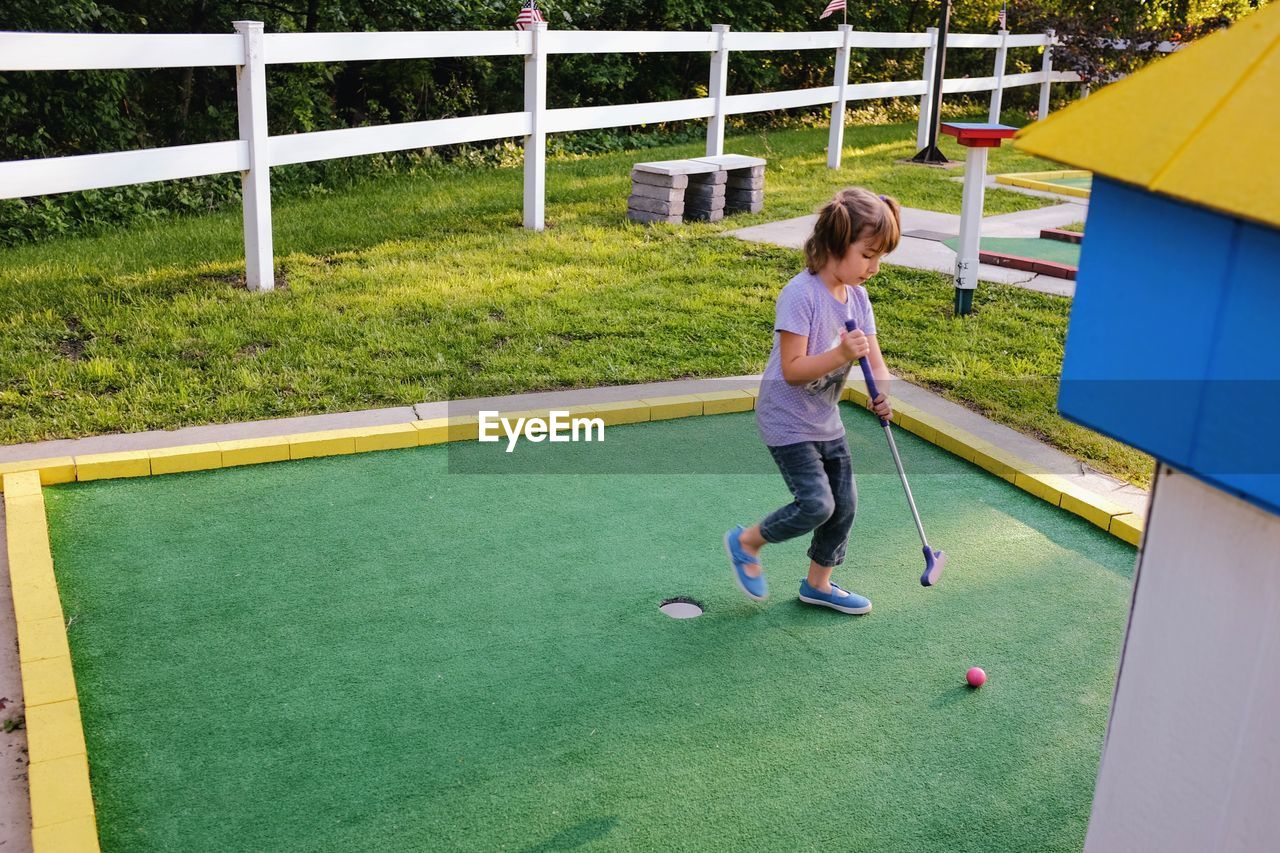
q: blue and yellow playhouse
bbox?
[1016,5,1280,850]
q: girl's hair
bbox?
[804,188,902,274]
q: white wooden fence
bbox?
[0,24,1080,291]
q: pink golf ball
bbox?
[966,667,987,688]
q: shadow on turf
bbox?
[520,816,618,851]
[930,684,977,709]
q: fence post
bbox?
[522,21,548,231]
[988,28,1009,123]
[827,24,852,169]
[1038,28,1055,119]
[916,27,938,150]
[233,21,274,292]
[706,24,730,156]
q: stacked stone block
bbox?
[725,165,764,213]
[627,160,720,225]
[693,154,766,215]
[683,170,728,222]
[627,172,684,224]
[627,155,767,225]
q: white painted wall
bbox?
[1086,465,1280,852]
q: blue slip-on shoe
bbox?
[725,525,768,601]
[798,579,871,614]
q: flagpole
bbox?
[911,0,952,164]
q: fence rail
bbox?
[264,30,530,63]
[0,24,1082,291]
[0,32,244,69]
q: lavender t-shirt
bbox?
[755,269,877,447]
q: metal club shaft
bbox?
[881,423,930,550]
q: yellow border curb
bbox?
[694,390,755,415]
[994,170,1092,199]
[0,459,75,492]
[641,395,704,420]
[149,443,223,476]
[1,387,1145,548]
[3,471,100,852]
[854,395,1142,544]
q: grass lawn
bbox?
[0,116,1149,485]
[47,406,1135,851]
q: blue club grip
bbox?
[844,319,887,426]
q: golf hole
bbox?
[659,597,704,619]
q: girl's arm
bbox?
[778,330,866,385]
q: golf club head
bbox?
[920,546,946,587]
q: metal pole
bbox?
[883,424,931,548]
[912,0,951,164]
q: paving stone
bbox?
[633,159,722,177]
[684,207,725,222]
[631,170,688,190]
[685,197,725,214]
[628,194,684,216]
[727,175,765,191]
[686,199,727,216]
[726,188,765,206]
[684,183,726,203]
[691,154,766,170]
[630,182,684,202]
[627,208,683,225]
[726,199,765,214]
[687,171,727,187]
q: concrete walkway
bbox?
[726,199,1088,297]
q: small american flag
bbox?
[515,0,545,30]
[998,4,1007,30]
[819,0,846,20]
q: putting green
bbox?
[1041,176,1092,191]
[45,406,1134,851]
[944,236,1081,267]
[994,171,1092,199]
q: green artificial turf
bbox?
[1042,176,1093,191]
[45,406,1135,852]
[942,236,1081,267]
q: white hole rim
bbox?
[659,599,704,619]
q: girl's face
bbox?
[824,235,886,287]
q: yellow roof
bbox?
[1015,3,1280,229]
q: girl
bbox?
[725,187,901,614]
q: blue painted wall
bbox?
[1059,177,1280,516]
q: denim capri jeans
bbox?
[758,437,857,568]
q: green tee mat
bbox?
[943,236,1082,267]
[1041,176,1092,190]
[45,407,1133,852]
